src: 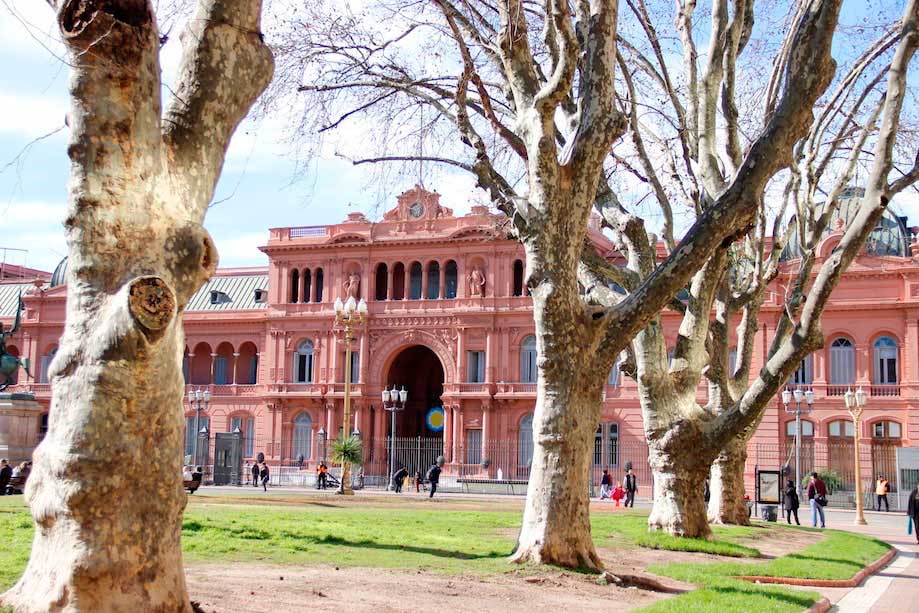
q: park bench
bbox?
[4,476,27,495]
[456,478,528,495]
[184,479,201,494]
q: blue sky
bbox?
[0,1,916,273]
[0,1,481,273]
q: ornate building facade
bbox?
[2,185,917,494]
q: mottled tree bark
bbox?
[0,0,272,610]
[708,438,750,525]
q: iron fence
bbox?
[183,432,903,507]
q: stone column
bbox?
[481,402,490,463]
[386,264,394,300]
[421,263,429,300]
[904,315,919,383]
[485,330,494,383]
[452,404,461,463]
[404,267,411,300]
[232,352,240,385]
[456,328,465,382]
[359,331,368,384]
[209,353,218,385]
[443,404,453,463]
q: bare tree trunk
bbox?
[511,381,602,568]
[708,438,750,525]
[1,0,271,609]
[647,437,711,538]
[511,281,606,569]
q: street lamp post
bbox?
[845,386,869,525]
[187,388,211,465]
[781,387,814,495]
[333,295,367,495]
[382,385,409,491]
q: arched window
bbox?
[518,413,534,474]
[314,268,324,302]
[830,338,855,384]
[607,423,619,467]
[292,412,312,460]
[785,420,815,437]
[828,420,855,438]
[520,335,537,383]
[375,263,388,300]
[392,263,406,300]
[409,262,423,299]
[303,268,312,302]
[792,354,813,385]
[874,336,898,384]
[427,261,440,299]
[872,420,902,439]
[294,340,315,383]
[512,259,525,296]
[444,260,458,299]
[290,269,299,303]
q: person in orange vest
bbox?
[875,475,890,512]
[317,463,329,490]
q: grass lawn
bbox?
[641,529,891,612]
[0,495,891,612]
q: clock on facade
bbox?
[409,202,424,218]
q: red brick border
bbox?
[805,597,831,613]
[734,546,896,588]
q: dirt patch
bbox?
[737,524,824,559]
[186,563,670,612]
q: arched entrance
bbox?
[386,345,445,438]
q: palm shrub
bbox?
[331,435,363,467]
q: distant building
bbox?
[2,185,916,495]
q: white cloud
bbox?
[211,232,269,268]
[0,93,68,138]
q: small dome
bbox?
[50,256,68,288]
[781,187,909,260]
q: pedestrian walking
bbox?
[623,468,637,508]
[392,466,408,493]
[704,478,711,505]
[783,479,800,525]
[427,458,444,498]
[415,469,425,493]
[251,461,260,488]
[907,482,919,544]
[806,472,827,528]
[599,469,612,500]
[0,459,10,496]
[875,475,890,512]
[259,462,270,492]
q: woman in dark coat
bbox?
[259,462,270,492]
[783,479,800,525]
[251,461,260,488]
[907,483,919,544]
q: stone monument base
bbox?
[0,392,44,464]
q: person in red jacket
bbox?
[806,472,827,528]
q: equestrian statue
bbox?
[0,294,31,391]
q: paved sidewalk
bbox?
[817,508,919,611]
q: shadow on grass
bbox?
[708,584,817,608]
[182,519,507,561]
[284,533,509,561]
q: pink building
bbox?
[2,185,916,496]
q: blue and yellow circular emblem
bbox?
[425,406,445,432]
